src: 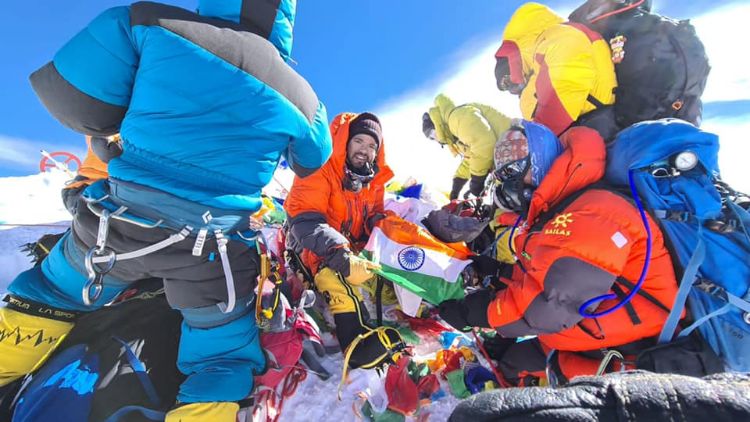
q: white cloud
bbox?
[703,116,750,192]
[692,3,750,102]
[0,135,44,168]
[374,2,748,197]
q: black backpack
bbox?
[0,282,184,422]
[607,13,710,128]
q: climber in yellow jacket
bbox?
[494,2,617,136]
[422,94,511,200]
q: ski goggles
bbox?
[493,155,531,182]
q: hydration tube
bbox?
[579,169,653,318]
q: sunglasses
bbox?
[494,155,530,182]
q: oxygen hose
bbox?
[578,169,653,318]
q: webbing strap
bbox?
[728,292,750,314]
[103,406,165,422]
[91,227,191,264]
[658,233,706,344]
[215,231,236,314]
[586,94,606,109]
[112,337,161,407]
[678,303,731,339]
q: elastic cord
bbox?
[590,0,646,24]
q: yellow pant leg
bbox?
[314,267,364,315]
[165,402,239,422]
[454,157,471,180]
[0,307,74,387]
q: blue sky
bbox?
[1,1,748,186]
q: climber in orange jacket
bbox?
[285,112,405,370]
[439,120,679,384]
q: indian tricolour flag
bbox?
[362,215,470,307]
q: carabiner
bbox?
[82,246,116,306]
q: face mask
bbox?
[497,74,526,96]
[493,156,533,214]
[343,162,375,192]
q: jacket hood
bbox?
[328,112,394,186]
[198,0,296,60]
[526,126,606,222]
[427,94,458,146]
[495,3,564,84]
[522,120,564,187]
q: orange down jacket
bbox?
[490,127,679,375]
[284,112,394,274]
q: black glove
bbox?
[438,290,493,331]
[366,213,386,232]
[469,255,503,277]
[450,177,468,201]
[438,299,472,332]
[469,174,487,197]
[470,255,514,279]
[480,333,517,362]
[90,136,123,163]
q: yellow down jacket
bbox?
[496,2,617,135]
[427,94,511,180]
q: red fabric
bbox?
[385,356,419,415]
[486,127,679,374]
[395,312,449,337]
[564,22,602,43]
[255,310,322,389]
[255,329,304,391]
[416,374,440,399]
[443,349,464,375]
[532,53,574,136]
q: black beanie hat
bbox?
[422,112,435,138]
[348,112,382,148]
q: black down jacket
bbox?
[450,370,750,422]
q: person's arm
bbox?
[487,204,633,337]
[286,170,351,275]
[449,107,497,196]
[285,102,333,178]
[532,30,596,136]
[30,7,138,136]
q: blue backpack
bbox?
[606,119,750,372]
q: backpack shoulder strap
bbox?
[112,337,161,407]
[657,230,706,344]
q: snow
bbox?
[281,354,459,422]
[0,170,71,293]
